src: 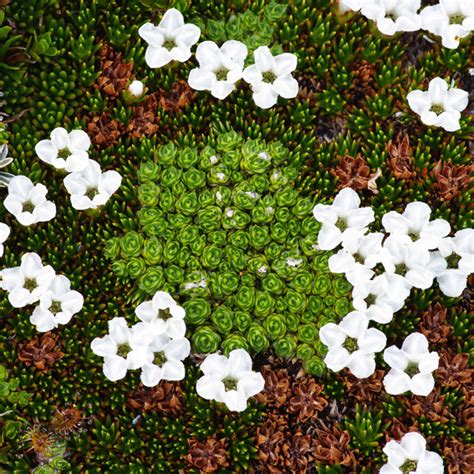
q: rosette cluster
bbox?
[0,252,83,332]
[91,291,190,386]
[106,131,354,375]
[315,188,473,395]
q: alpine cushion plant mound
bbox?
[105,131,354,375]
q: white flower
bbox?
[319,311,386,378]
[328,229,391,285]
[29,275,83,332]
[4,175,56,226]
[429,228,474,297]
[0,223,10,256]
[383,333,439,396]
[196,349,265,412]
[382,201,451,250]
[242,46,298,109]
[421,0,473,49]
[407,77,469,132]
[339,0,369,13]
[313,188,375,251]
[140,334,190,387]
[35,127,91,172]
[91,317,153,382]
[0,252,55,308]
[138,8,200,69]
[383,234,435,289]
[128,80,144,97]
[134,290,186,339]
[380,432,444,473]
[63,160,121,210]
[352,273,410,323]
[361,0,421,36]
[188,40,248,100]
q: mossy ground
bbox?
[0,0,472,472]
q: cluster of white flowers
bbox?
[139,9,298,109]
[35,127,122,211]
[0,252,83,331]
[381,432,444,473]
[339,0,473,48]
[315,188,473,396]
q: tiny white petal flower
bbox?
[196,349,265,412]
[0,222,10,256]
[64,160,121,210]
[138,9,200,69]
[381,432,444,473]
[4,176,56,226]
[383,332,439,396]
[242,46,298,109]
[339,0,369,13]
[128,80,144,97]
[407,77,468,131]
[35,127,91,172]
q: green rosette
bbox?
[287,218,301,236]
[211,305,233,335]
[241,139,265,160]
[142,237,163,265]
[240,273,255,287]
[158,188,175,213]
[218,271,240,296]
[138,267,164,295]
[304,356,325,377]
[275,296,287,312]
[308,295,324,314]
[177,247,191,268]
[313,274,332,295]
[286,289,308,313]
[247,324,270,352]
[262,273,285,295]
[176,191,199,216]
[180,271,209,298]
[231,170,244,183]
[268,141,288,164]
[301,216,321,235]
[196,206,222,232]
[335,297,351,317]
[142,218,168,238]
[325,295,337,307]
[249,225,270,250]
[247,255,269,275]
[209,273,223,299]
[298,323,318,343]
[138,162,160,182]
[263,314,286,340]
[275,206,291,223]
[138,208,164,227]
[285,312,300,332]
[270,222,288,243]
[222,208,251,230]
[301,310,316,324]
[218,261,231,272]
[292,197,314,218]
[269,168,289,191]
[222,335,249,356]
[120,231,143,258]
[198,145,218,170]
[190,235,206,256]
[192,326,221,353]
[255,291,275,319]
[251,201,275,224]
[198,189,215,208]
[289,271,314,294]
[225,15,244,39]
[322,309,338,323]
[217,130,243,152]
[300,234,319,256]
[126,258,146,279]
[207,230,227,246]
[296,344,315,362]
[168,213,191,230]
[164,264,185,285]
[177,147,199,168]
[207,19,226,41]
[226,246,246,272]
[214,186,231,207]
[178,224,199,246]
[163,240,180,263]
[172,181,186,197]
[241,150,272,175]
[183,168,206,189]
[161,166,182,188]
[184,298,211,325]
[234,311,252,332]
[208,164,230,185]
[273,335,297,359]
[138,182,159,207]
[232,182,260,210]
[157,142,177,166]
[249,174,271,194]
[222,150,242,170]
[111,260,128,278]
[234,286,255,311]
[228,230,249,249]
[332,276,352,296]
[104,238,120,259]
[271,256,292,279]
[241,9,259,31]
[265,242,284,261]
[314,338,328,357]
[312,253,330,273]
[201,245,223,270]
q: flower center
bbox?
[335,217,347,232]
[343,337,358,353]
[215,68,229,81]
[408,231,420,241]
[354,252,365,264]
[400,460,417,473]
[449,13,464,25]
[262,71,277,84]
[153,351,166,366]
[386,11,396,21]
[24,278,38,291]
[163,39,176,51]
[405,362,419,377]
[116,343,131,358]
[365,293,376,306]
[430,104,444,115]
[22,201,35,213]
[50,301,62,315]
[446,252,461,269]
[86,187,99,200]
[395,263,408,276]
[57,147,71,159]
[158,308,172,321]
[223,377,238,391]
